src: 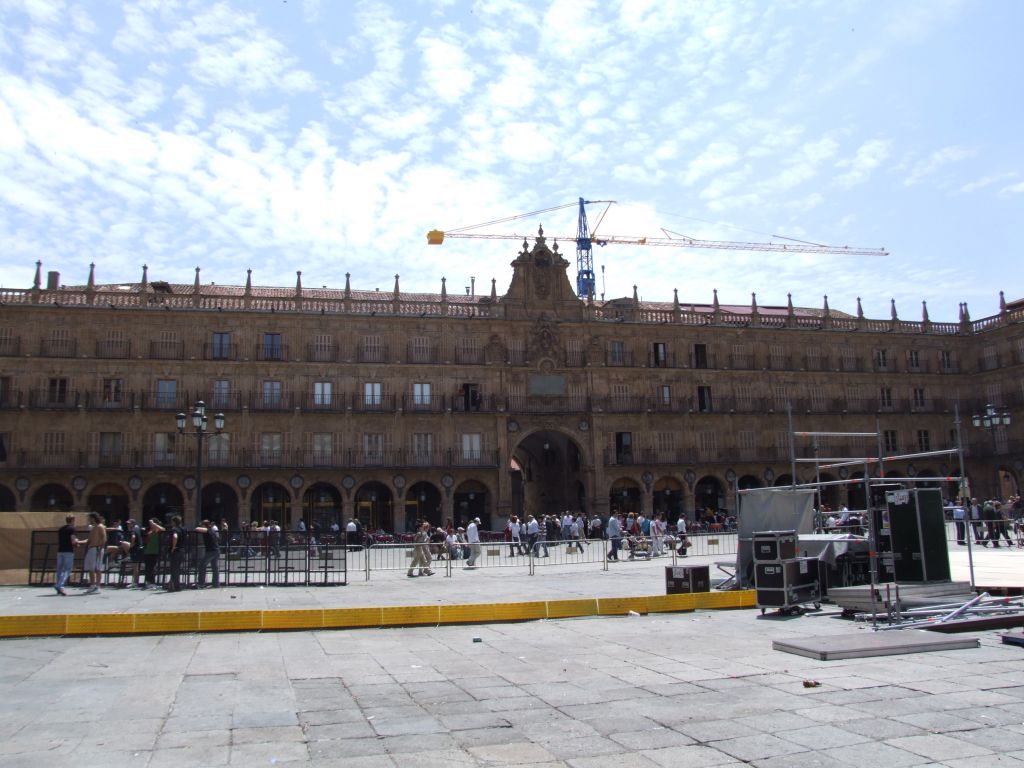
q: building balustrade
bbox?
[307,344,339,363]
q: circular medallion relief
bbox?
[393,475,406,489]
[342,475,356,490]
[15,477,30,492]
[127,476,143,491]
[72,476,89,491]
[237,475,251,489]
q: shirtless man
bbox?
[83,512,107,594]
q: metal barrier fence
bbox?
[28,528,745,586]
[28,530,348,587]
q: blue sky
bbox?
[0,0,1020,321]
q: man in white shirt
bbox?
[651,513,666,556]
[465,517,481,568]
[676,514,689,557]
[525,514,540,554]
[508,516,524,556]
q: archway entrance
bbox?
[31,483,73,512]
[354,482,393,531]
[454,480,490,530]
[653,476,682,520]
[609,477,642,517]
[142,483,184,525]
[303,483,341,533]
[203,482,239,530]
[511,430,586,519]
[694,476,724,521]
[251,482,291,526]
[405,482,442,531]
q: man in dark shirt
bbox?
[194,519,220,588]
[166,515,187,591]
[54,514,80,595]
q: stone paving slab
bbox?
[0,604,1023,767]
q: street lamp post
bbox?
[971,403,1011,500]
[176,401,225,524]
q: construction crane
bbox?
[427,199,888,299]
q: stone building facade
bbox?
[0,231,1020,531]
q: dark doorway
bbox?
[512,431,586,518]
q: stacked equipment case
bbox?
[753,530,821,615]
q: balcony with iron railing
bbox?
[39,338,77,358]
[82,390,135,410]
[149,340,184,360]
[250,391,293,411]
[504,394,587,414]
[28,388,81,409]
[255,343,288,362]
[141,390,188,411]
[357,345,389,363]
[402,394,446,413]
[0,337,20,356]
[606,350,634,367]
[405,341,439,364]
[302,392,347,412]
[204,342,238,361]
[202,390,244,411]
[95,339,131,359]
[351,393,398,413]
[307,344,339,363]
[978,354,1001,372]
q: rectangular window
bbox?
[842,347,858,371]
[154,433,176,463]
[658,384,671,405]
[362,335,383,362]
[458,337,480,363]
[99,432,121,465]
[262,333,283,360]
[47,377,68,404]
[940,349,953,371]
[652,342,667,368]
[461,433,482,460]
[697,385,713,412]
[208,433,229,463]
[773,384,788,410]
[413,382,431,407]
[615,432,632,463]
[883,429,898,453]
[983,345,997,370]
[879,387,893,409]
[735,384,753,411]
[913,387,926,408]
[313,381,332,407]
[732,343,751,369]
[876,349,889,369]
[694,343,709,369]
[698,431,717,458]
[917,430,931,452]
[409,336,430,363]
[907,349,920,369]
[102,378,123,406]
[609,340,625,365]
[311,334,334,362]
[806,346,822,370]
[211,379,230,409]
[311,433,332,465]
[364,381,382,406]
[809,385,826,412]
[769,344,785,370]
[262,380,282,407]
[412,433,433,464]
[156,379,177,409]
[43,432,65,455]
[656,432,675,454]
[363,433,384,463]
[211,332,231,359]
[261,432,282,462]
[738,430,757,451]
[566,338,583,366]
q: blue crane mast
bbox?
[576,197,595,299]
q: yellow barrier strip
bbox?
[0,590,758,638]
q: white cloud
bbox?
[904,145,977,186]
[999,181,1024,196]
[835,138,891,188]
[684,142,740,186]
[417,30,476,104]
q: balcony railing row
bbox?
[7,388,1018,417]
[7,448,502,471]
[11,437,1016,474]
[0,330,996,376]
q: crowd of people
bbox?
[950,495,1024,548]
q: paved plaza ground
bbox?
[0,541,1022,767]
